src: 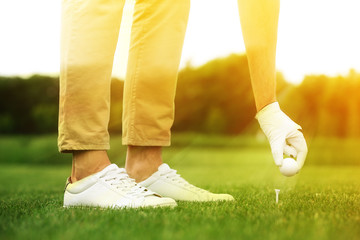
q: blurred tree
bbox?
[1,58,360,138]
[174,54,290,134]
[0,75,59,134]
[281,70,360,138]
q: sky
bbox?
[1,0,360,84]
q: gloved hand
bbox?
[255,102,308,169]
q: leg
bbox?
[123,0,190,181]
[123,0,190,146]
[122,1,233,201]
[60,0,178,209]
[71,150,110,182]
[59,0,125,181]
[125,146,162,182]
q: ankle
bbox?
[71,150,111,182]
[125,146,162,182]
[126,164,159,183]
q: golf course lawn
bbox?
[0,135,359,240]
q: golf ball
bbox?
[279,158,299,177]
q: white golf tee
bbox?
[275,189,280,204]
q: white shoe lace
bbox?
[160,168,208,194]
[100,168,155,198]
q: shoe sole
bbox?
[63,202,177,209]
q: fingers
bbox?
[272,149,283,166]
[271,139,285,166]
[273,142,299,167]
[284,145,297,158]
[296,150,307,169]
[286,130,308,169]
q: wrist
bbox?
[255,97,277,112]
[255,101,280,120]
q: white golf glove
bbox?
[256,102,308,169]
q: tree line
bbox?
[1,54,359,138]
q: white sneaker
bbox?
[63,164,177,208]
[138,163,234,202]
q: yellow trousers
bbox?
[58,0,190,152]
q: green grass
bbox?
[0,134,360,239]
[1,133,360,165]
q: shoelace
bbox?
[100,168,155,198]
[160,168,208,193]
